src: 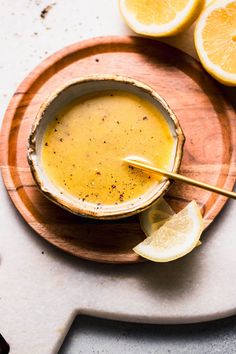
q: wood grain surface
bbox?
[0,36,236,263]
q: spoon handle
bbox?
[124,159,236,200]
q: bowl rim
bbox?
[27,74,185,219]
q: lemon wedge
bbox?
[134,200,203,262]
[119,0,205,37]
[194,0,236,86]
[139,198,175,237]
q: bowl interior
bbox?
[29,76,183,219]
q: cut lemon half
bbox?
[205,0,217,7]
[134,200,203,262]
[194,0,236,86]
[119,0,205,37]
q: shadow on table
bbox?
[59,314,236,354]
[0,334,9,354]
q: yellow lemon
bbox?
[134,201,203,262]
[194,0,236,86]
[119,0,205,37]
[139,198,175,237]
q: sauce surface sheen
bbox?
[41,90,175,205]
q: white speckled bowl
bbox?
[27,75,185,219]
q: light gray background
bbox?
[59,315,236,354]
[1,1,236,353]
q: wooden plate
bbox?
[1,36,236,264]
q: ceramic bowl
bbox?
[27,75,185,219]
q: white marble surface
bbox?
[0,1,236,353]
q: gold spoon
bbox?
[123,158,236,200]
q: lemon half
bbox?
[195,0,236,86]
[119,0,205,37]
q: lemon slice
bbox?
[139,198,175,237]
[134,200,203,262]
[194,0,236,86]
[139,197,202,245]
[119,0,205,37]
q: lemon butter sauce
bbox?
[41,90,175,206]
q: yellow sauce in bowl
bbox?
[41,90,175,206]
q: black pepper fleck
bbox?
[119,194,124,202]
[40,5,53,19]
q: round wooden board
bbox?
[0,36,236,264]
